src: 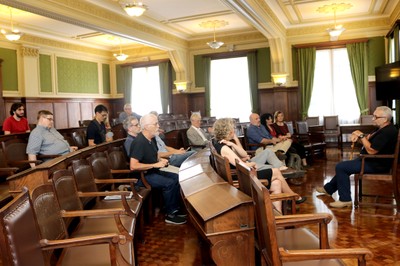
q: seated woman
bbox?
[212,118,306,212]
[271,111,310,169]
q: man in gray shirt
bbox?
[27,110,77,167]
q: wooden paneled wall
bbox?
[3,98,124,129]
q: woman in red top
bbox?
[272,111,310,169]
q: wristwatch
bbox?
[359,133,365,139]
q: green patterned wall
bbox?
[39,54,52,92]
[102,63,110,94]
[57,57,98,93]
[0,47,18,91]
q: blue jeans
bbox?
[137,170,180,214]
[169,151,196,167]
[324,158,377,202]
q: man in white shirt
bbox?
[186,113,212,150]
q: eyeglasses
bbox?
[44,117,54,122]
[130,123,139,127]
[372,115,386,120]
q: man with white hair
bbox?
[317,106,398,208]
[129,113,186,224]
[186,113,212,150]
[119,103,141,123]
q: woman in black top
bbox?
[212,118,306,212]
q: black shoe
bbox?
[165,214,187,225]
[296,196,307,204]
[172,209,187,218]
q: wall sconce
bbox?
[271,73,288,86]
[174,81,187,93]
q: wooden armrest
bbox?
[275,213,332,228]
[60,208,127,218]
[359,154,395,159]
[77,191,131,197]
[94,178,138,184]
[260,179,269,187]
[40,233,125,250]
[9,160,42,166]
[111,169,131,174]
[270,192,299,201]
[0,167,19,173]
[279,247,373,262]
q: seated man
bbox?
[186,113,212,150]
[2,103,30,135]
[87,104,112,146]
[26,110,77,167]
[119,103,141,123]
[317,106,398,208]
[155,135,196,167]
[123,116,141,156]
[130,113,186,225]
[247,113,292,155]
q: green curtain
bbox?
[298,47,316,119]
[247,52,258,113]
[121,66,132,104]
[204,57,211,116]
[158,61,171,114]
[346,42,369,115]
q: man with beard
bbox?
[129,113,187,224]
[2,103,30,135]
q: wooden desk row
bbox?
[179,149,255,266]
[7,139,125,195]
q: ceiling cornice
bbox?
[0,0,188,51]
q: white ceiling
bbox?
[0,0,398,50]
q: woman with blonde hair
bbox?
[212,118,306,212]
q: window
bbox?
[131,66,163,115]
[308,48,359,124]
[210,57,252,122]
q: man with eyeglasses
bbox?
[123,116,141,156]
[317,106,398,208]
[27,110,77,168]
[87,104,111,146]
[130,113,187,225]
[2,103,31,135]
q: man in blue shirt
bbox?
[247,113,292,154]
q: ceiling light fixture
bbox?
[121,1,147,17]
[1,7,23,41]
[317,3,352,41]
[114,38,128,61]
[200,20,228,50]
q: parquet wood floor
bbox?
[1,147,399,265]
[136,147,400,266]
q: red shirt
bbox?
[2,116,30,134]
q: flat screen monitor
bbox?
[375,61,400,101]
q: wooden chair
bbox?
[354,131,400,217]
[249,174,373,266]
[323,115,341,146]
[1,138,42,171]
[210,148,238,187]
[0,187,130,266]
[31,184,133,265]
[235,159,298,215]
[306,116,320,126]
[72,130,88,149]
[242,126,266,151]
[78,119,92,127]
